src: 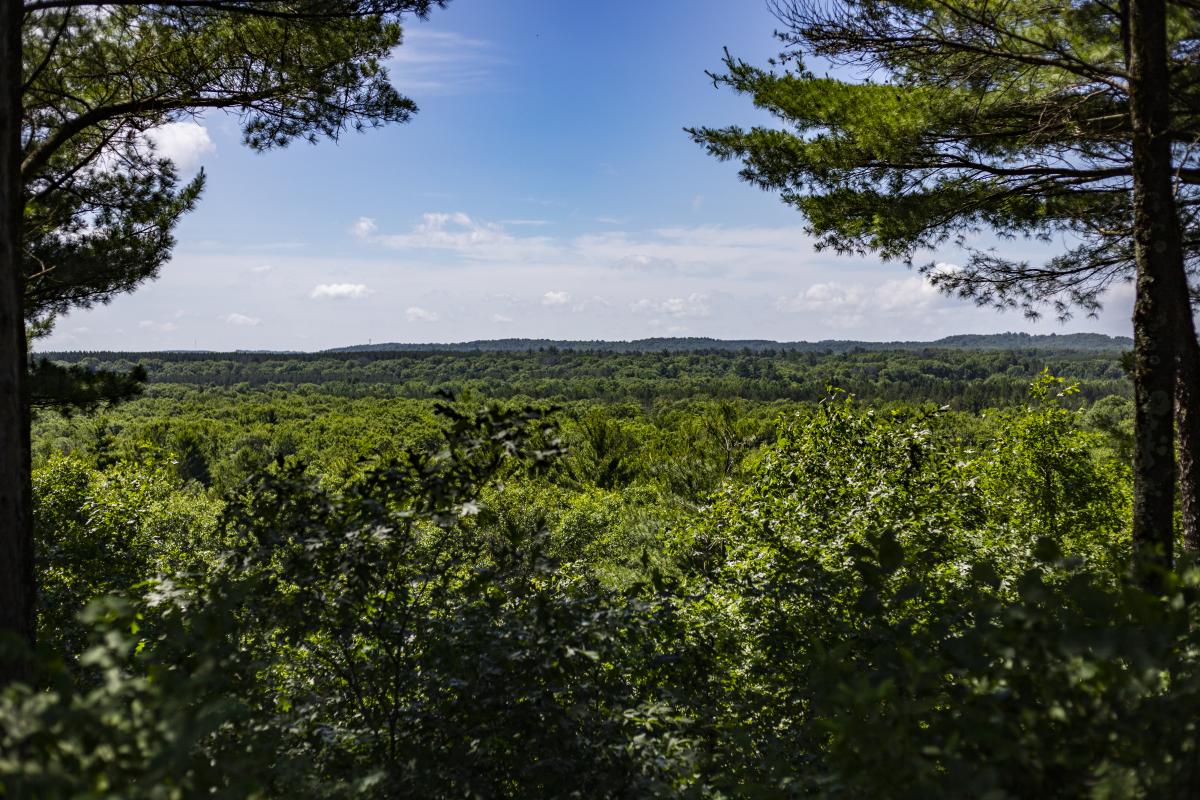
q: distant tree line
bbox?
[36,347,1132,409]
[321,332,1133,354]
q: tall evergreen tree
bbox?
[690,0,1200,578]
[0,0,447,683]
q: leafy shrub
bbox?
[6,402,696,798]
[33,455,220,665]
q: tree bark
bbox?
[1179,320,1200,551]
[0,0,32,685]
[1128,0,1183,585]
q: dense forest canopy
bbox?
[6,341,1189,797]
[34,344,1132,407]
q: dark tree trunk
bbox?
[0,0,32,685]
[1128,0,1183,584]
[1178,315,1200,551]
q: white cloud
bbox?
[616,254,677,272]
[224,313,261,327]
[387,30,502,95]
[875,277,941,312]
[776,282,867,314]
[357,211,558,262]
[145,122,215,172]
[632,293,710,318]
[776,276,947,328]
[406,306,440,322]
[311,283,371,300]
[413,212,505,246]
[573,225,819,279]
[351,217,378,239]
[35,231,1135,350]
[353,212,824,279]
[542,291,571,306]
[250,264,273,273]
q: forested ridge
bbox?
[320,332,1133,353]
[35,346,1131,407]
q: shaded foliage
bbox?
[28,358,146,415]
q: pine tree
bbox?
[0,0,447,683]
[690,0,1199,581]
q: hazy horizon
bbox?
[35,330,1133,355]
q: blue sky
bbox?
[41,0,1135,351]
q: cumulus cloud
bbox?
[249,264,273,273]
[224,313,261,327]
[631,293,710,318]
[411,212,508,247]
[144,122,215,172]
[351,217,378,239]
[492,314,513,323]
[350,211,556,262]
[875,277,942,312]
[542,291,571,306]
[777,276,946,328]
[311,283,371,300]
[406,306,440,322]
[776,282,867,314]
[137,320,178,333]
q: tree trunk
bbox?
[1179,319,1200,551]
[0,0,33,685]
[1128,0,1183,585]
